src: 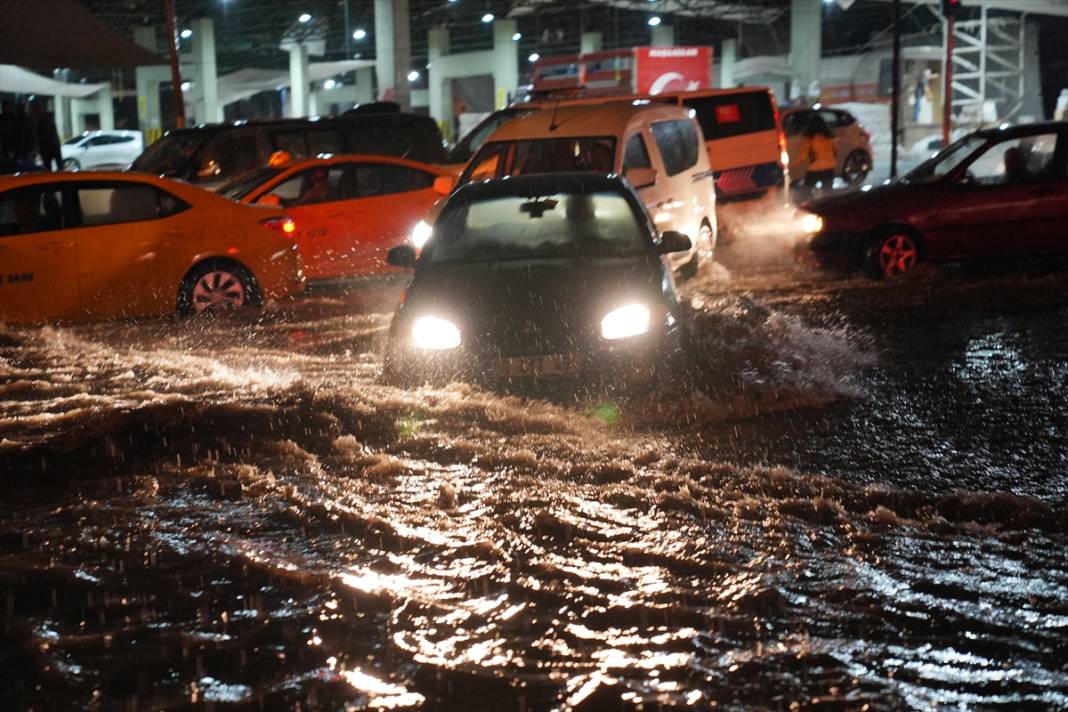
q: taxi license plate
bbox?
[496,353,580,378]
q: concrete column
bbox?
[651,25,674,48]
[492,19,519,109]
[719,38,737,89]
[192,18,221,123]
[97,85,115,130]
[581,32,602,54]
[789,0,821,102]
[288,43,310,117]
[427,26,450,133]
[375,0,411,109]
[374,0,395,100]
[133,26,164,142]
[354,67,375,104]
[53,96,70,140]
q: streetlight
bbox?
[408,70,420,82]
[180,28,193,39]
[648,16,661,26]
[298,12,312,23]
[528,52,540,62]
[481,13,494,23]
[512,32,522,41]
[353,28,366,40]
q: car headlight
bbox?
[411,316,461,350]
[410,220,433,250]
[799,213,824,234]
[601,304,651,340]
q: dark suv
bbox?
[130,110,447,190]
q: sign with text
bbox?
[634,46,713,95]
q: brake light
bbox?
[260,216,296,236]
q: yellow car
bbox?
[0,171,304,324]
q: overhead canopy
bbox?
[0,64,107,98]
[218,60,375,107]
[0,0,166,70]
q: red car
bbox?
[220,155,451,280]
[800,122,1068,278]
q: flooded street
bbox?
[2,258,1067,710]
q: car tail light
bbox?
[260,216,296,236]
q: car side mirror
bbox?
[387,244,417,268]
[625,167,657,190]
[433,175,455,196]
[657,230,692,254]
[256,194,282,207]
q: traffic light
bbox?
[941,0,962,18]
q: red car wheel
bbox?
[865,231,920,279]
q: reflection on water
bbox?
[1,277,1067,709]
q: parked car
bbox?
[448,101,716,274]
[129,110,447,190]
[382,173,691,385]
[220,154,452,280]
[799,122,1068,278]
[0,171,304,323]
[782,106,873,185]
[61,130,145,171]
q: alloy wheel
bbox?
[191,270,246,312]
[878,234,918,277]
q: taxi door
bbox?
[0,184,80,323]
[253,165,355,280]
[71,182,186,319]
[344,163,441,274]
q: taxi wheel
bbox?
[178,262,260,316]
[863,229,921,279]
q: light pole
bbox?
[162,0,185,128]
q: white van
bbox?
[451,102,717,274]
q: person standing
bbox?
[800,113,837,194]
[15,102,39,163]
[0,100,17,158]
[36,104,62,171]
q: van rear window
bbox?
[682,92,776,141]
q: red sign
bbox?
[634,46,713,95]
[714,103,741,124]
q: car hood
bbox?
[402,257,665,355]
[805,179,944,227]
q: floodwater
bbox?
[2,257,1067,710]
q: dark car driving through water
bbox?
[798,121,1068,278]
[382,173,693,385]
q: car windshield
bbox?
[427,190,646,265]
[130,132,206,176]
[219,167,285,201]
[905,135,988,183]
[459,137,616,186]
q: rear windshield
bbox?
[428,190,645,264]
[219,167,285,201]
[459,137,616,186]
[679,91,777,141]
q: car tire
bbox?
[177,261,260,316]
[842,150,871,185]
[679,222,714,280]
[62,158,80,171]
[862,228,921,279]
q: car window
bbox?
[354,164,434,197]
[429,191,646,265]
[965,133,1059,185]
[219,167,286,201]
[782,111,809,137]
[267,167,347,206]
[76,184,162,227]
[113,136,135,144]
[651,120,699,176]
[905,135,988,183]
[681,91,776,140]
[0,186,67,236]
[271,131,309,161]
[622,133,652,171]
[460,138,617,186]
[819,110,843,129]
[193,131,264,183]
[87,136,111,147]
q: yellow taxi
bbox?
[0,171,304,324]
[219,155,452,280]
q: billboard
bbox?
[634,46,713,95]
